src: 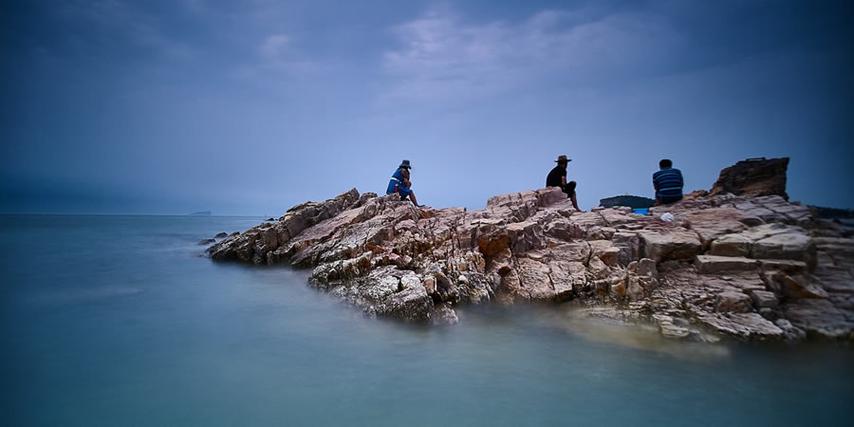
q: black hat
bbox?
[399,160,412,169]
[555,155,571,163]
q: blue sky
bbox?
[1,0,852,215]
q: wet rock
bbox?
[430,304,459,326]
[215,232,228,239]
[199,238,216,245]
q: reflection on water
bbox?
[541,305,731,359]
[1,214,853,427]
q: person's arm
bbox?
[561,171,567,187]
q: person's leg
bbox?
[408,191,419,207]
[398,186,418,206]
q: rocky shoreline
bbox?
[206,158,854,342]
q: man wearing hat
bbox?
[386,159,421,206]
[546,155,582,211]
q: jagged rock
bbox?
[710,157,789,199]
[214,232,228,239]
[325,266,433,322]
[206,158,854,342]
[198,238,216,245]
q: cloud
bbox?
[380,8,684,102]
[259,33,290,61]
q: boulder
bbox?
[709,157,789,199]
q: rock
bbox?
[709,234,751,257]
[716,291,752,313]
[750,290,779,309]
[638,229,702,262]
[696,313,784,340]
[757,259,807,274]
[325,266,433,322]
[751,227,813,263]
[430,304,459,326]
[784,299,854,339]
[636,258,657,277]
[774,319,806,341]
[214,232,228,239]
[590,240,621,266]
[682,208,748,244]
[709,157,789,199]
[206,157,854,342]
[776,273,828,299]
[199,238,216,245]
[694,255,758,274]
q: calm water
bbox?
[1,215,852,426]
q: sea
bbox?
[1,214,852,426]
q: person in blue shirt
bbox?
[653,159,684,205]
[386,160,421,206]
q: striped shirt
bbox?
[653,167,684,202]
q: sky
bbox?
[1,0,852,216]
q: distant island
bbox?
[188,211,212,216]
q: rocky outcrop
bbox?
[710,157,789,199]
[207,158,854,342]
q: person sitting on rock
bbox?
[653,158,684,205]
[387,159,421,206]
[546,155,582,211]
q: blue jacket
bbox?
[386,168,412,196]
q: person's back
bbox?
[546,164,565,188]
[653,159,684,205]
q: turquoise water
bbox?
[1,214,852,426]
